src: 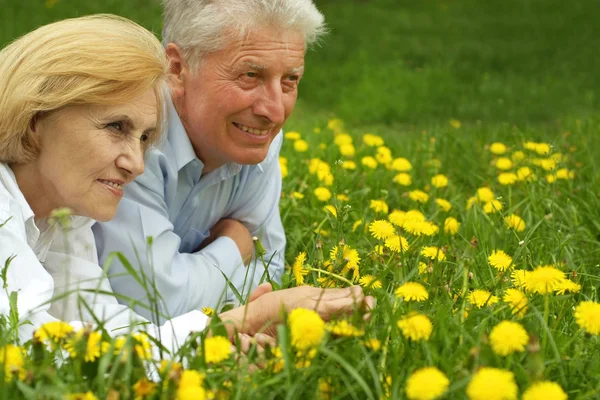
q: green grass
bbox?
[1,0,600,399]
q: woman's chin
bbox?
[87,207,118,223]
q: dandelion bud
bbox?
[253,237,267,257]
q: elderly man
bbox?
[93,0,326,322]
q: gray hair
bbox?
[162,0,326,70]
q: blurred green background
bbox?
[2,0,599,127]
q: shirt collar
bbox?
[166,95,200,171]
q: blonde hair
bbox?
[162,0,326,71]
[0,14,169,164]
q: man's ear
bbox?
[165,43,187,100]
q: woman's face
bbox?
[33,90,157,222]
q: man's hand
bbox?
[219,285,375,338]
[199,218,254,265]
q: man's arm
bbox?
[226,134,286,291]
[93,162,250,324]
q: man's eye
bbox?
[288,75,300,82]
[139,133,149,142]
[106,121,124,132]
[244,72,258,78]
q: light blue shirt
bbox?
[93,97,285,324]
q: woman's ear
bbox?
[165,43,187,101]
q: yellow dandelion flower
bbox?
[361,156,378,169]
[177,386,206,400]
[498,172,518,185]
[201,307,214,317]
[554,279,581,295]
[369,220,396,240]
[540,158,556,171]
[364,338,381,351]
[35,321,74,343]
[388,210,406,227]
[523,141,538,151]
[394,173,412,186]
[67,392,98,400]
[384,235,410,252]
[406,210,426,221]
[359,275,382,289]
[0,345,25,381]
[443,217,460,235]
[466,196,478,209]
[317,170,334,186]
[546,174,557,183]
[132,332,152,360]
[503,289,528,319]
[488,250,513,271]
[504,214,526,232]
[523,265,564,294]
[421,246,446,261]
[522,381,567,400]
[395,282,429,302]
[293,251,309,285]
[391,157,412,172]
[323,205,337,217]
[363,133,384,147]
[397,313,433,341]
[408,190,429,203]
[535,142,551,155]
[203,336,231,364]
[374,244,385,255]
[555,168,571,180]
[490,142,507,155]
[476,187,495,202]
[467,289,499,308]
[279,157,288,178]
[336,194,349,202]
[489,321,529,356]
[314,187,332,202]
[517,166,535,181]
[289,308,325,350]
[574,301,600,335]
[512,150,525,162]
[405,367,450,400]
[339,143,355,157]
[483,199,503,214]
[326,320,365,337]
[495,157,513,170]
[294,139,308,152]
[284,131,301,140]
[376,146,393,165]
[418,262,429,274]
[370,199,389,214]
[466,367,517,400]
[133,378,157,399]
[65,330,104,363]
[309,158,330,174]
[435,198,452,212]
[334,133,353,146]
[511,269,529,288]
[352,219,363,232]
[179,369,204,389]
[330,245,361,271]
[431,174,448,188]
[292,191,304,199]
[449,119,461,129]
[341,160,357,170]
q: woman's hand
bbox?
[218,284,375,338]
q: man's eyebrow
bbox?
[289,65,305,74]
[240,61,267,70]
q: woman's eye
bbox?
[106,121,124,132]
[139,133,149,142]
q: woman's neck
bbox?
[10,163,55,220]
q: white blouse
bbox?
[0,163,208,354]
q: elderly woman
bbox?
[0,15,372,353]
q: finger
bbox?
[363,296,376,321]
[236,333,253,354]
[248,283,273,303]
[317,296,362,321]
[254,332,277,349]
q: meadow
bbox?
[1,0,600,399]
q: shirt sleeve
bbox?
[93,155,247,324]
[0,215,208,355]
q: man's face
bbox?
[170,27,305,173]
